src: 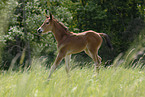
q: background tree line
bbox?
[0,0,144,69]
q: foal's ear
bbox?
[50,13,53,20]
[45,14,49,18]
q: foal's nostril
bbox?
[37,29,42,34]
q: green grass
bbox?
[0,59,145,97]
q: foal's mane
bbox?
[53,18,70,33]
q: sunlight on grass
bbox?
[0,59,145,97]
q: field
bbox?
[0,1,144,97]
[0,58,145,97]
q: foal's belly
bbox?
[67,42,86,54]
[64,36,87,55]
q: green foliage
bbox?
[3,26,25,42]
[112,27,145,68]
[74,1,107,31]
[0,0,18,68]
[123,28,145,68]
[1,0,55,68]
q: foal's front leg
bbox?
[48,52,65,78]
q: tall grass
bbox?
[0,57,145,97]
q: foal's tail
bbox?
[99,33,113,50]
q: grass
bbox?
[0,58,145,97]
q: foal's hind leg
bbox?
[96,54,102,73]
[65,54,71,74]
[91,51,102,74]
[91,52,100,74]
[85,48,100,74]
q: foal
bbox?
[37,14,112,78]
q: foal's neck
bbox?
[52,21,70,44]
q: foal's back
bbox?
[61,30,103,55]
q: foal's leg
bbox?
[97,55,102,65]
[96,55,102,73]
[97,55,102,62]
[48,52,65,78]
[92,49,103,74]
[65,54,71,74]
[85,48,99,73]
[84,48,93,59]
[90,50,100,74]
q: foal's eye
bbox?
[46,22,49,24]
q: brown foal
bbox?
[37,14,112,78]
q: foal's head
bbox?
[37,14,54,34]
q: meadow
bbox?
[0,58,145,97]
[0,1,144,97]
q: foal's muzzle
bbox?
[37,28,43,34]
[37,29,42,34]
